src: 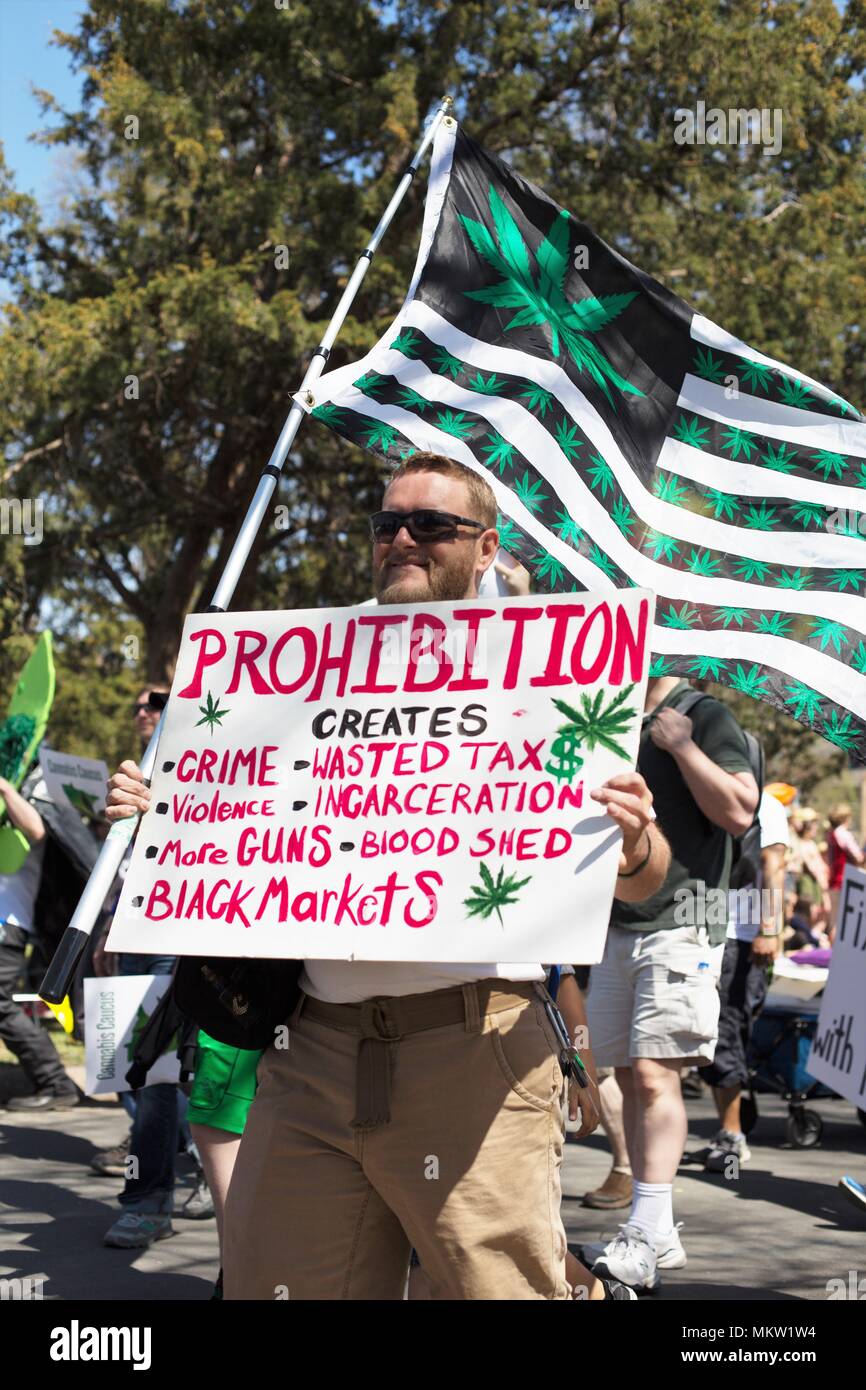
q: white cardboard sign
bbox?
[807,865,866,1108]
[84,975,182,1094]
[39,748,110,818]
[107,590,653,964]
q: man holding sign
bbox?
[106,455,669,1299]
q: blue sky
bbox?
[0,0,87,208]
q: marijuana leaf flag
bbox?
[303,123,866,760]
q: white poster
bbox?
[84,975,182,1095]
[807,865,866,1108]
[40,748,110,819]
[107,590,653,964]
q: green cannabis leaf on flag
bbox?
[550,684,639,761]
[196,690,230,736]
[464,861,532,926]
[459,186,645,407]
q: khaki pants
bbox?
[223,980,570,1300]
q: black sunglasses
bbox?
[369,509,487,543]
[133,691,169,716]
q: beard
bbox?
[374,548,478,605]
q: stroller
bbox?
[745,992,866,1148]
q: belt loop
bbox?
[462,982,482,1034]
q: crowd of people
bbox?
[1,452,864,1300]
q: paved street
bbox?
[564,1091,866,1302]
[1,1074,864,1301]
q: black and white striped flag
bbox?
[301,122,866,760]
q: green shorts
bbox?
[187,1031,263,1135]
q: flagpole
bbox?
[40,95,456,1004]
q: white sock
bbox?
[629,1181,673,1240]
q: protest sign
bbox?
[107,590,653,963]
[39,748,109,820]
[807,865,866,1109]
[84,975,182,1095]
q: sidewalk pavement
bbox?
[1,1076,864,1300]
[563,1090,866,1301]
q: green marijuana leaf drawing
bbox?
[761,441,798,474]
[688,656,728,680]
[361,420,398,451]
[554,418,583,460]
[196,690,230,736]
[693,346,726,383]
[311,403,345,427]
[672,415,710,450]
[459,186,644,407]
[464,861,532,926]
[435,408,474,439]
[729,663,769,698]
[776,376,814,411]
[654,473,692,507]
[496,513,523,551]
[554,508,583,546]
[353,371,388,398]
[784,681,824,722]
[550,684,638,762]
[481,431,516,474]
[821,710,859,751]
[738,358,773,393]
[390,329,422,356]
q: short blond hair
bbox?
[386,453,498,530]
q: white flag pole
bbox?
[41,95,456,1003]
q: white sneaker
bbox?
[582,1221,686,1271]
[589,1223,660,1292]
[655,1222,687,1270]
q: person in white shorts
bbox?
[582,677,758,1293]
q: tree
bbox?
[1,0,864,762]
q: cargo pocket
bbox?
[489,1002,564,1111]
[188,1041,235,1117]
[663,935,722,1044]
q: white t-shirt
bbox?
[727,792,790,943]
[0,838,45,932]
[300,959,546,1004]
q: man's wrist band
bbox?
[617,829,652,878]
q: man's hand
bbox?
[592,771,671,900]
[568,1075,601,1137]
[105,760,151,821]
[493,559,531,596]
[648,707,693,755]
[751,934,779,962]
[591,770,655,864]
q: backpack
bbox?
[668,689,765,890]
[173,954,302,1051]
[124,967,200,1088]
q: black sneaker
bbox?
[5,1085,80,1112]
[600,1277,638,1301]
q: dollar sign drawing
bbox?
[545,728,584,784]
